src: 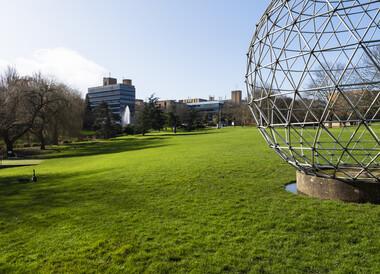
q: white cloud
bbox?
[0,59,9,71]
[0,48,107,96]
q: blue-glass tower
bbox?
[87,77,136,121]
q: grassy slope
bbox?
[0,128,380,273]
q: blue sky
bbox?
[0,0,268,100]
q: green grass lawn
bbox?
[1,128,380,273]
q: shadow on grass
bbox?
[15,136,168,160]
[0,136,171,218]
[158,131,221,137]
[0,169,146,220]
[156,128,224,137]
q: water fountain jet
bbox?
[122,105,131,127]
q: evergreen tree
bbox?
[93,102,121,139]
[185,108,201,131]
[145,95,164,131]
[134,102,151,136]
[83,94,95,130]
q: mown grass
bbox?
[1,128,380,273]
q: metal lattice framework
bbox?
[246,0,380,182]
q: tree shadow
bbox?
[14,136,168,159]
[0,169,148,223]
[158,130,222,137]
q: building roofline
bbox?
[88,83,136,92]
[186,100,225,106]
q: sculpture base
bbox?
[296,171,380,203]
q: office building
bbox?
[187,100,224,126]
[186,100,224,113]
[87,77,136,121]
[156,100,178,111]
[231,90,242,104]
[179,98,207,104]
[135,99,144,107]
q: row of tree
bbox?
[135,96,254,135]
[0,68,83,156]
[134,95,207,135]
[0,66,255,156]
[83,95,207,137]
[82,95,254,138]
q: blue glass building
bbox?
[186,100,224,114]
[87,77,136,121]
[187,100,224,127]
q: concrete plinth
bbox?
[296,171,380,203]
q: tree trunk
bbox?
[5,140,14,158]
[40,134,46,150]
[35,128,46,150]
[27,132,32,147]
[52,124,59,145]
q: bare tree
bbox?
[0,68,46,156]
[30,74,66,149]
[30,77,84,149]
[54,86,84,143]
[0,68,84,156]
[362,45,380,83]
[223,101,255,126]
[166,102,188,133]
[358,46,380,121]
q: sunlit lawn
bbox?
[1,127,380,273]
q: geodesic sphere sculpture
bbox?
[246,0,380,182]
